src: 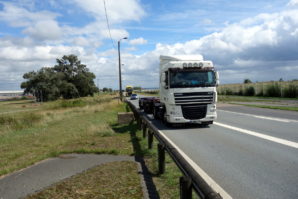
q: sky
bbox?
[0,0,298,90]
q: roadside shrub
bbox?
[238,88,243,96]
[244,86,255,96]
[256,89,264,96]
[144,90,158,95]
[265,83,281,97]
[283,84,298,98]
[224,88,233,95]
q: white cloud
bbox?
[0,2,63,42]
[23,20,62,41]
[1,1,298,90]
[287,0,298,6]
[72,0,145,23]
[0,2,59,27]
[129,37,148,45]
[116,6,298,85]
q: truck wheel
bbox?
[139,103,143,110]
[153,108,156,118]
[144,104,150,113]
[153,107,158,119]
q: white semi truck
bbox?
[139,55,219,126]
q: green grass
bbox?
[112,117,183,199]
[230,103,298,112]
[25,161,143,199]
[136,91,159,97]
[218,95,298,102]
[0,95,134,176]
[219,95,298,111]
[0,99,38,113]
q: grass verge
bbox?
[0,95,133,176]
[1,96,190,198]
[112,114,183,199]
[25,161,143,199]
[230,103,298,112]
[218,95,298,103]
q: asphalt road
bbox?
[129,98,298,199]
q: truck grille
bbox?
[181,105,207,120]
[174,92,214,105]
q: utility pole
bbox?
[118,37,127,101]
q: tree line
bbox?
[21,55,98,102]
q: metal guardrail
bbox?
[126,100,223,199]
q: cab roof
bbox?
[160,55,204,61]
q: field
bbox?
[0,94,183,198]
[217,80,298,98]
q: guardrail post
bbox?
[158,143,165,174]
[180,176,192,199]
[142,124,147,138]
[148,130,153,149]
[137,117,142,130]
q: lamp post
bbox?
[118,37,127,101]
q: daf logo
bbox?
[175,93,183,96]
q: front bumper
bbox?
[166,104,217,124]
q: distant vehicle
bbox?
[126,86,133,97]
[130,94,138,100]
[139,55,219,126]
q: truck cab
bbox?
[159,55,219,125]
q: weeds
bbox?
[265,83,281,97]
[283,84,298,98]
[0,112,43,130]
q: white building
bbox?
[0,90,23,97]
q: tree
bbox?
[244,79,252,84]
[53,55,98,97]
[21,55,98,101]
[134,86,142,91]
[21,67,61,102]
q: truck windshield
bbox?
[169,70,216,88]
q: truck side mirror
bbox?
[215,71,220,86]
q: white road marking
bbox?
[214,122,298,149]
[157,129,233,199]
[217,110,298,123]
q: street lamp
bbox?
[118,37,127,101]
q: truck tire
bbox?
[139,102,143,110]
[144,104,151,113]
[153,106,159,119]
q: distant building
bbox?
[0,91,24,101]
[0,90,24,97]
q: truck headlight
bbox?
[170,111,179,115]
[210,105,216,112]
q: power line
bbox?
[103,0,116,49]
